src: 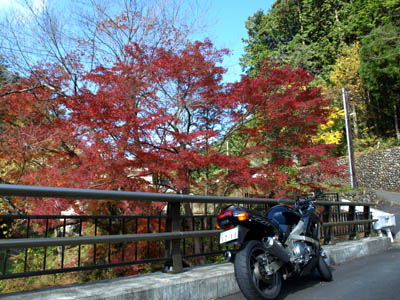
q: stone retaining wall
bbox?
[339,189,379,203]
[334,147,400,192]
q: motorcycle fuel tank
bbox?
[267,205,301,235]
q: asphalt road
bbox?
[376,191,400,206]
[218,244,400,300]
[375,191,400,236]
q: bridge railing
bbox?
[0,184,376,280]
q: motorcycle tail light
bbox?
[216,223,221,229]
[218,209,235,219]
[237,211,250,221]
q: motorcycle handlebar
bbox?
[295,196,317,212]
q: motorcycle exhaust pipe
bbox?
[264,237,290,264]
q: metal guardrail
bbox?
[0,184,369,206]
[0,231,221,249]
[0,184,375,280]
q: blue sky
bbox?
[206,1,275,82]
[0,0,275,82]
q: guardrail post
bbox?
[322,205,334,244]
[363,205,371,237]
[349,205,356,240]
[166,202,183,273]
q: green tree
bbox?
[343,0,400,42]
[0,55,9,87]
[241,0,302,76]
[359,24,400,141]
[242,0,351,78]
[242,0,400,79]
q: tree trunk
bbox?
[351,102,359,140]
[366,89,380,135]
[394,104,400,142]
[297,2,305,45]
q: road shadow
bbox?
[275,268,335,300]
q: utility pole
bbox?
[342,88,357,189]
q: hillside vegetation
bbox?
[242,0,400,154]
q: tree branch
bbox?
[0,83,67,98]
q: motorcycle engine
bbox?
[291,241,314,266]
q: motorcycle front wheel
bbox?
[234,240,282,300]
[317,248,333,281]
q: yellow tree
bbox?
[313,102,343,146]
[330,42,363,140]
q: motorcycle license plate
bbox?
[220,227,239,244]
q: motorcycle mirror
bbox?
[295,196,300,209]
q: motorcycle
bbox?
[217,191,332,300]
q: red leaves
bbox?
[0,39,342,214]
[223,61,338,194]
[60,40,236,195]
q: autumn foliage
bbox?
[0,39,342,214]
[226,61,340,194]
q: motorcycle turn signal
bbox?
[236,211,250,221]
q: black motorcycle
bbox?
[217,192,332,300]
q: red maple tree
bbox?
[225,61,342,195]
[0,40,345,280]
[58,40,257,216]
[1,41,342,214]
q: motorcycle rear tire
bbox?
[234,240,282,300]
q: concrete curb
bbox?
[324,236,392,265]
[0,237,391,300]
